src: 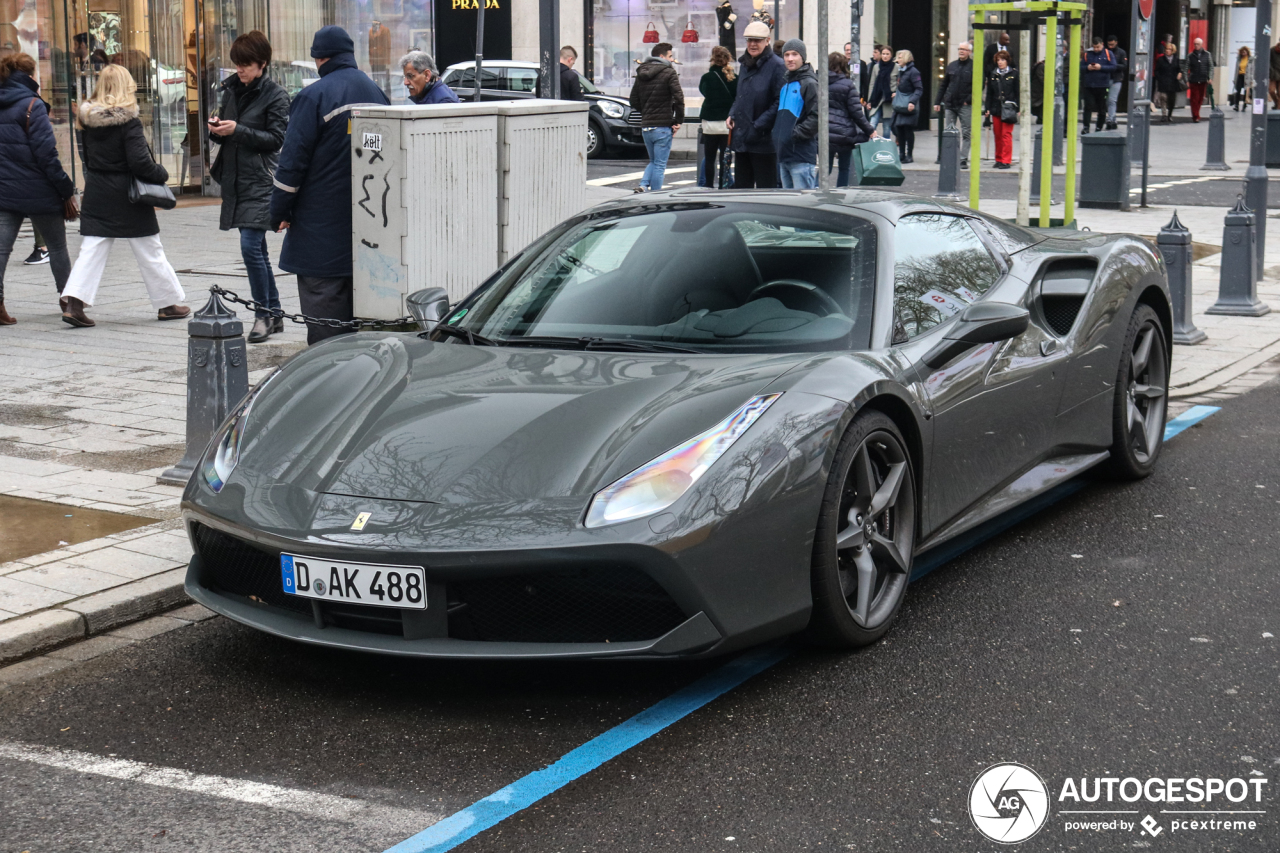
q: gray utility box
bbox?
[1078,130,1130,211]
[350,100,587,319]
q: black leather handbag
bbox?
[129,176,177,210]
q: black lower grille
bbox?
[192,523,312,616]
[449,567,686,643]
[1042,295,1085,336]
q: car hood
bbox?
[234,334,811,505]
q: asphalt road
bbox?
[587,159,1280,208]
[2,376,1278,852]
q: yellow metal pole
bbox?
[1039,14,1057,227]
[1063,18,1082,227]
[969,11,984,210]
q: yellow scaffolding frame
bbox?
[968,1,1085,227]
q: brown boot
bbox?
[157,304,191,321]
[61,296,95,328]
[0,300,15,325]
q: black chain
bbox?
[210,285,417,330]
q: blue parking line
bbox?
[384,404,1222,853]
[383,644,790,853]
[1163,405,1221,440]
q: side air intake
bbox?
[1038,260,1096,336]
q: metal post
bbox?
[818,0,831,189]
[1202,104,1229,169]
[1039,14,1058,226]
[969,11,984,210]
[1208,196,1272,315]
[1140,100,1151,206]
[1017,24,1032,225]
[539,0,560,100]
[1157,212,1207,344]
[475,0,487,102]
[157,290,249,487]
[850,0,862,93]
[1063,18,1081,227]
[1245,0,1271,280]
[936,128,963,198]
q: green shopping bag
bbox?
[852,138,905,186]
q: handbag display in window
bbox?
[643,21,659,43]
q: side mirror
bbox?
[406,288,450,331]
[922,301,1030,369]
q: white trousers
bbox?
[63,234,186,309]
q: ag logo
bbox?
[968,763,1050,844]
[873,150,895,164]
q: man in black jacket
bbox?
[628,43,684,192]
[559,46,584,101]
[1105,35,1127,129]
[726,20,786,188]
[1186,38,1214,122]
[934,42,974,168]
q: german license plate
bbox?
[280,553,426,610]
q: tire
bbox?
[807,410,917,648]
[587,118,607,160]
[1104,304,1169,480]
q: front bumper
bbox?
[183,510,797,660]
[604,116,645,148]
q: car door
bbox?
[506,67,539,98]
[452,66,506,101]
[890,212,1066,534]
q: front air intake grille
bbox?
[1042,295,1085,336]
[448,567,686,643]
[625,111,642,126]
[192,523,311,616]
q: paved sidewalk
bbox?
[0,185,1276,664]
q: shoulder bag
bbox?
[891,91,913,114]
[128,136,178,210]
[701,72,731,135]
[1000,100,1018,124]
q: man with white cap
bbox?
[725,20,786,188]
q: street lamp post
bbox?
[1245,0,1271,281]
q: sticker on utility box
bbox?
[362,132,383,152]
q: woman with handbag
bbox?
[984,50,1018,169]
[827,52,877,186]
[209,30,290,343]
[1233,47,1253,111]
[0,53,78,325]
[698,46,737,188]
[890,50,921,163]
[60,64,188,328]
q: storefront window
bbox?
[591,0,796,97]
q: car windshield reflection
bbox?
[444,203,878,353]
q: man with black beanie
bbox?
[269,25,388,344]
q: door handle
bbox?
[1040,339,1059,357]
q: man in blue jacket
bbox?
[1080,37,1117,134]
[726,20,786,188]
[270,26,389,344]
[772,39,819,188]
[399,51,460,105]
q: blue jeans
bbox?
[641,127,674,190]
[239,228,280,318]
[779,161,818,189]
[870,105,892,138]
[827,148,853,187]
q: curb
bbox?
[0,567,189,665]
[1170,338,1280,399]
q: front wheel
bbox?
[1104,304,1169,479]
[807,410,916,648]
[587,118,607,159]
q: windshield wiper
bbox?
[497,335,704,354]
[426,324,500,346]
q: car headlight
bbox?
[201,369,280,493]
[584,394,781,528]
[598,99,625,119]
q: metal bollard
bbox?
[1207,196,1272,317]
[157,289,250,487]
[1157,211,1206,344]
[1201,106,1229,171]
[934,128,963,199]
[1030,128,1056,204]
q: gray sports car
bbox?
[183,190,1173,659]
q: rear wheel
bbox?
[807,410,916,648]
[587,118,607,159]
[1104,304,1169,479]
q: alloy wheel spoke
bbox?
[852,443,877,509]
[870,531,910,573]
[1131,327,1153,378]
[867,461,905,517]
[1129,398,1147,435]
[850,548,877,626]
[1133,382,1164,400]
[836,508,866,550]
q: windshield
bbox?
[444,203,878,353]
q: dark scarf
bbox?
[317,52,358,77]
[739,45,774,70]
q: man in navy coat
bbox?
[270,26,389,344]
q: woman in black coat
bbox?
[1154,47,1184,122]
[0,53,77,325]
[210,30,290,342]
[827,52,877,186]
[698,46,737,188]
[984,52,1019,168]
[60,65,188,328]
[891,51,922,162]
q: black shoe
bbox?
[23,247,49,265]
[1106,122,1118,130]
[248,317,273,343]
[901,155,913,164]
[272,316,284,334]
